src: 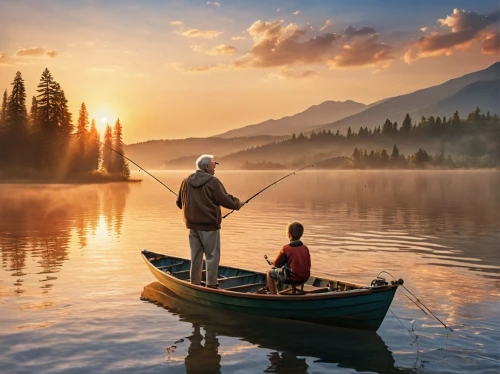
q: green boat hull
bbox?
[142,250,400,331]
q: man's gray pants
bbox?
[189,229,221,286]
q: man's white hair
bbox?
[196,154,214,171]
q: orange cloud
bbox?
[15,47,58,58]
[482,31,500,54]
[190,44,236,55]
[329,36,394,68]
[404,8,500,63]
[269,67,318,79]
[181,29,223,39]
[234,20,341,68]
[0,52,17,65]
[207,44,236,55]
[170,62,228,73]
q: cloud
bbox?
[0,52,17,65]
[404,8,500,63]
[319,20,332,32]
[231,36,246,40]
[344,26,377,38]
[420,27,428,32]
[171,21,183,27]
[169,62,228,73]
[15,47,58,58]
[171,20,393,73]
[181,29,223,39]
[269,67,318,80]
[482,30,500,54]
[190,44,236,55]
[206,1,221,6]
[207,44,236,55]
[293,11,300,15]
[329,36,394,67]
[234,20,341,68]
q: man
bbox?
[176,154,243,288]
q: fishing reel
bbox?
[264,255,274,266]
[371,277,388,286]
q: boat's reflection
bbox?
[141,282,408,374]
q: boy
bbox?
[266,222,311,295]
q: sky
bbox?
[1,0,499,143]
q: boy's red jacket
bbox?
[274,241,311,282]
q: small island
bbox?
[0,69,135,183]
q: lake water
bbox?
[0,170,499,374]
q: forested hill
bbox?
[163,108,500,169]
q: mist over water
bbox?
[0,170,499,373]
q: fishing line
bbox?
[223,156,354,219]
[389,309,419,343]
[70,132,178,196]
[378,270,453,332]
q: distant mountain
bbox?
[412,79,500,119]
[216,100,368,138]
[313,62,500,133]
[124,135,284,169]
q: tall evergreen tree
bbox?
[382,119,393,135]
[76,102,89,171]
[5,71,29,167]
[87,119,101,171]
[112,118,130,177]
[29,96,38,127]
[102,124,114,173]
[400,113,412,135]
[390,145,400,161]
[36,68,58,133]
[35,68,58,170]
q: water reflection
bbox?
[0,184,129,293]
[141,282,414,374]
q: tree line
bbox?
[0,69,130,180]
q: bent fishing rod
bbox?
[70,132,178,196]
[222,156,353,219]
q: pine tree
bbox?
[35,68,58,170]
[400,113,412,135]
[5,71,29,167]
[36,68,58,133]
[390,145,400,161]
[29,96,38,127]
[76,103,89,171]
[102,124,114,173]
[112,118,129,177]
[382,119,393,135]
[87,119,101,171]
[347,127,352,137]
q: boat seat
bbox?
[279,284,330,295]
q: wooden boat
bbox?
[141,250,403,331]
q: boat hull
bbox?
[142,251,398,331]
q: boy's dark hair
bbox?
[287,222,304,240]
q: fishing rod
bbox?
[377,270,453,332]
[70,132,178,196]
[222,156,353,219]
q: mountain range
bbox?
[214,62,500,138]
